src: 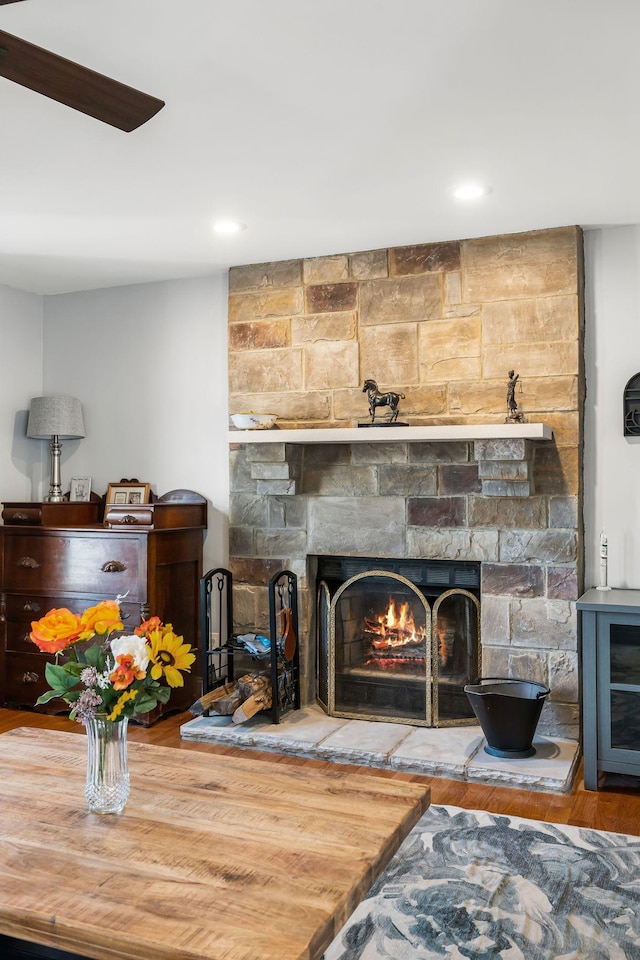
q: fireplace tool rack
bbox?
[199,567,300,724]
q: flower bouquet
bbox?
[29,597,195,722]
[29,597,196,814]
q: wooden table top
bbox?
[0,727,430,960]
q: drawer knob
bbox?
[11,512,28,521]
[102,560,127,573]
[17,556,40,569]
[22,600,41,613]
[22,671,39,684]
[119,515,139,525]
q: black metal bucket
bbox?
[464,677,550,759]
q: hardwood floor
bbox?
[2,707,639,836]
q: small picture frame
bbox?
[106,482,151,506]
[69,476,92,502]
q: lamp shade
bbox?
[27,396,85,440]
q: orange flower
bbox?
[135,615,163,638]
[79,600,124,640]
[30,608,83,654]
[109,653,145,691]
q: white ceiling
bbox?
[1,0,638,295]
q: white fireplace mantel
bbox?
[228,423,553,445]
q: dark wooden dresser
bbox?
[0,491,206,722]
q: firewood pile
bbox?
[189,671,273,724]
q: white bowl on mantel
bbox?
[230,413,278,430]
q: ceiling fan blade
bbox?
[0,30,164,131]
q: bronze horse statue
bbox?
[362,379,405,423]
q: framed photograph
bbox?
[106,482,151,506]
[69,476,92,502]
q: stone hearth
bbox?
[181,705,579,793]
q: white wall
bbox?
[41,275,229,572]
[584,226,640,590]
[0,284,45,500]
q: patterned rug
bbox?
[323,805,640,960]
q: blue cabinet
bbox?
[577,589,640,790]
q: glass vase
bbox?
[85,716,130,814]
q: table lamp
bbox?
[27,396,85,502]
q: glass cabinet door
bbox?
[598,615,640,758]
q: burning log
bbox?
[364,623,425,653]
[365,625,423,645]
[364,619,417,638]
[364,601,425,639]
[364,656,427,670]
[369,646,425,661]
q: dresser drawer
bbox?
[5,597,144,653]
[5,594,83,654]
[2,532,145,597]
[2,502,102,526]
[2,506,44,525]
[3,651,58,711]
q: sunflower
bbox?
[147,628,195,687]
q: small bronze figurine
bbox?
[362,379,405,423]
[506,370,525,423]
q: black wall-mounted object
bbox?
[623,372,640,436]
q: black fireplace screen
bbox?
[316,557,480,727]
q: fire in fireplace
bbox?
[315,556,481,727]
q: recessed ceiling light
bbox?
[450,183,492,200]
[212,219,246,235]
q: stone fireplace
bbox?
[227,225,584,740]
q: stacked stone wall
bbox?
[229,226,583,443]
